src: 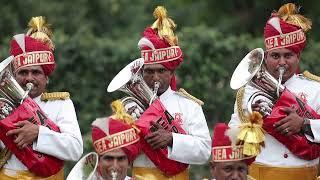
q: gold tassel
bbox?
[151,6,178,46]
[111,100,140,133]
[26,16,55,50]
[277,3,312,32]
[237,111,265,156]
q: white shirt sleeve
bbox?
[33,99,83,161]
[305,119,320,143]
[229,101,241,127]
[167,104,211,164]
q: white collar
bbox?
[33,95,41,103]
[159,87,174,101]
[283,74,297,86]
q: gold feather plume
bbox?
[276,3,312,32]
[26,16,55,50]
[111,100,140,133]
[151,6,178,46]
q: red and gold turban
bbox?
[91,100,140,163]
[138,6,183,91]
[264,3,312,54]
[212,123,255,165]
[10,16,56,76]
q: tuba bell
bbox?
[230,48,285,116]
[107,58,158,117]
[66,152,99,180]
[0,56,33,119]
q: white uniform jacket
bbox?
[229,74,320,167]
[134,87,211,168]
[0,95,83,171]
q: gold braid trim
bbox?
[40,92,70,101]
[0,148,11,169]
[177,88,204,106]
[303,71,320,82]
[235,86,265,156]
[236,86,247,123]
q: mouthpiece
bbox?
[276,67,286,97]
[149,81,160,105]
[153,81,160,94]
[21,82,34,102]
[111,170,117,180]
[26,83,34,91]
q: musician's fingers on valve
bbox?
[251,102,261,112]
[251,99,272,115]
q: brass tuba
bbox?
[0,56,33,119]
[0,56,64,177]
[66,152,99,180]
[107,58,158,117]
[230,48,285,116]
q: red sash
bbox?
[263,89,320,160]
[0,97,63,177]
[136,99,188,175]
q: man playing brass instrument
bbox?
[229,3,320,180]
[0,16,83,179]
[90,100,140,180]
[131,6,211,179]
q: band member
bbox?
[132,6,211,179]
[0,16,83,179]
[229,3,320,179]
[210,123,255,180]
[91,100,140,180]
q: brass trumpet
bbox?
[230,48,285,116]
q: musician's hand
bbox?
[274,107,304,136]
[6,121,39,149]
[251,99,273,116]
[145,121,173,150]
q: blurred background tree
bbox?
[0,0,319,178]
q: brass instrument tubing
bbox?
[277,67,285,97]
